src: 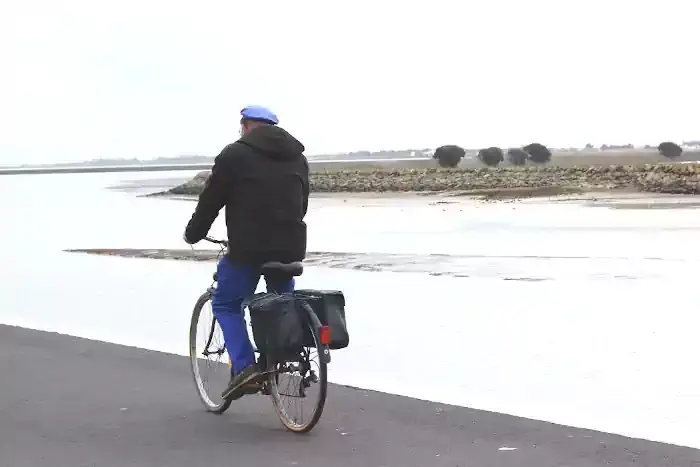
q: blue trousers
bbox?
[211,257,295,375]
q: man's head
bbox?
[239,105,279,136]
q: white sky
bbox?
[1,0,698,164]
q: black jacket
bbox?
[184,125,309,264]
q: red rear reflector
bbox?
[319,326,331,345]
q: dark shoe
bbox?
[222,364,262,400]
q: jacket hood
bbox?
[238,125,305,161]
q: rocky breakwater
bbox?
[166,164,700,197]
[633,163,700,193]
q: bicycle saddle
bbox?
[261,261,304,277]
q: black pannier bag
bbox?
[295,289,349,350]
[247,293,305,355]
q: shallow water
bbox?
[1,171,700,449]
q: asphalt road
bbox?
[1,325,698,467]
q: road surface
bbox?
[1,324,698,467]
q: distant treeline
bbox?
[433,141,688,168]
[12,141,700,169]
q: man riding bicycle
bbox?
[183,105,309,400]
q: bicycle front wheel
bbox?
[267,311,328,433]
[189,291,232,414]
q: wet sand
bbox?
[64,190,700,280]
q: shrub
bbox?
[433,145,466,168]
[506,148,528,165]
[478,147,504,167]
[523,143,552,164]
[658,141,683,159]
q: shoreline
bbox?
[63,233,694,280]
[142,188,700,207]
[146,184,596,200]
[159,163,700,199]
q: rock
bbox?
[169,172,211,195]
[192,171,210,182]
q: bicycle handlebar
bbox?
[203,236,229,246]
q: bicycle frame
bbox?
[200,286,331,366]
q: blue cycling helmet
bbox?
[240,105,279,125]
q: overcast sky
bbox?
[1,0,697,164]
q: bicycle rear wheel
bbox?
[189,291,232,414]
[266,310,328,433]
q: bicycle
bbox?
[188,236,329,433]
